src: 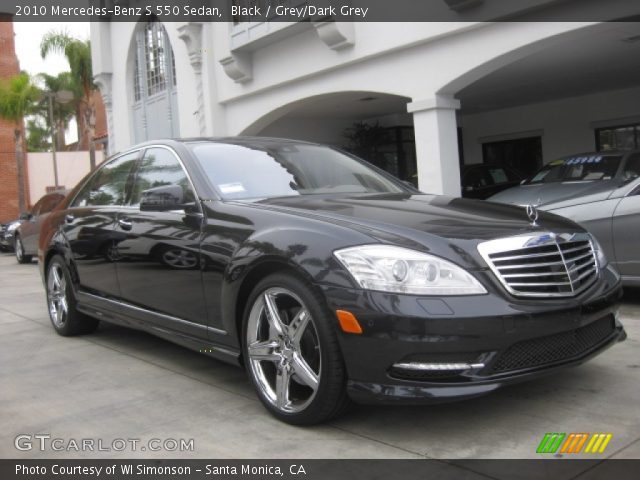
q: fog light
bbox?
[393,362,485,371]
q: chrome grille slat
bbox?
[563,251,594,263]
[573,266,597,282]
[561,245,592,255]
[492,260,566,270]
[509,281,572,287]
[502,271,569,278]
[478,233,599,298]
[490,250,563,262]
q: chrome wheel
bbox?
[246,287,321,414]
[47,263,69,328]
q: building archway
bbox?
[409,22,640,195]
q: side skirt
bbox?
[76,291,242,366]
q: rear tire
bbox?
[15,235,32,264]
[242,272,351,425]
[46,255,99,336]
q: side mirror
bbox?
[140,185,184,212]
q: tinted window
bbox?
[189,143,404,200]
[527,155,622,184]
[73,152,139,207]
[487,167,519,184]
[129,148,195,207]
[464,168,490,188]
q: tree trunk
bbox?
[55,119,66,150]
[14,128,26,213]
[75,103,85,151]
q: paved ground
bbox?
[0,252,638,464]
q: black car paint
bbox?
[38,138,624,405]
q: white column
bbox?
[178,22,207,136]
[408,95,462,196]
[94,73,114,156]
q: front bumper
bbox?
[0,232,14,251]
[321,264,625,405]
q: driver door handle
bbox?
[118,218,133,231]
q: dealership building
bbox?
[91,1,640,195]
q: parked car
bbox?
[14,190,68,264]
[38,138,624,424]
[490,150,640,286]
[1,217,24,252]
[461,164,524,199]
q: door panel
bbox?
[114,147,207,335]
[63,151,139,297]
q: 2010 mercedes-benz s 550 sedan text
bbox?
[38,138,626,424]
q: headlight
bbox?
[590,235,607,268]
[334,245,487,295]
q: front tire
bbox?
[46,255,99,336]
[243,272,351,425]
[15,235,32,264]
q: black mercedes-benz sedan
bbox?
[38,138,625,425]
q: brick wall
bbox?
[0,16,27,223]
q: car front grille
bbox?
[491,316,615,373]
[478,232,598,297]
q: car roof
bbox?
[124,137,321,151]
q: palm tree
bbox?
[37,72,78,150]
[26,118,51,152]
[0,73,41,212]
[40,30,97,168]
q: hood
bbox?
[246,194,587,270]
[256,192,581,243]
[489,180,618,208]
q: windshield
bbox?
[189,142,404,200]
[527,154,622,184]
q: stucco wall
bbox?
[26,151,105,206]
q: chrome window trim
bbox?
[478,232,599,298]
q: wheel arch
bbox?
[232,258,320,361]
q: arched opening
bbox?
[447,22,640,191]
[243,91,417,183]
[129,18,180,143]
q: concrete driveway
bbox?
[0,253,638,460]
